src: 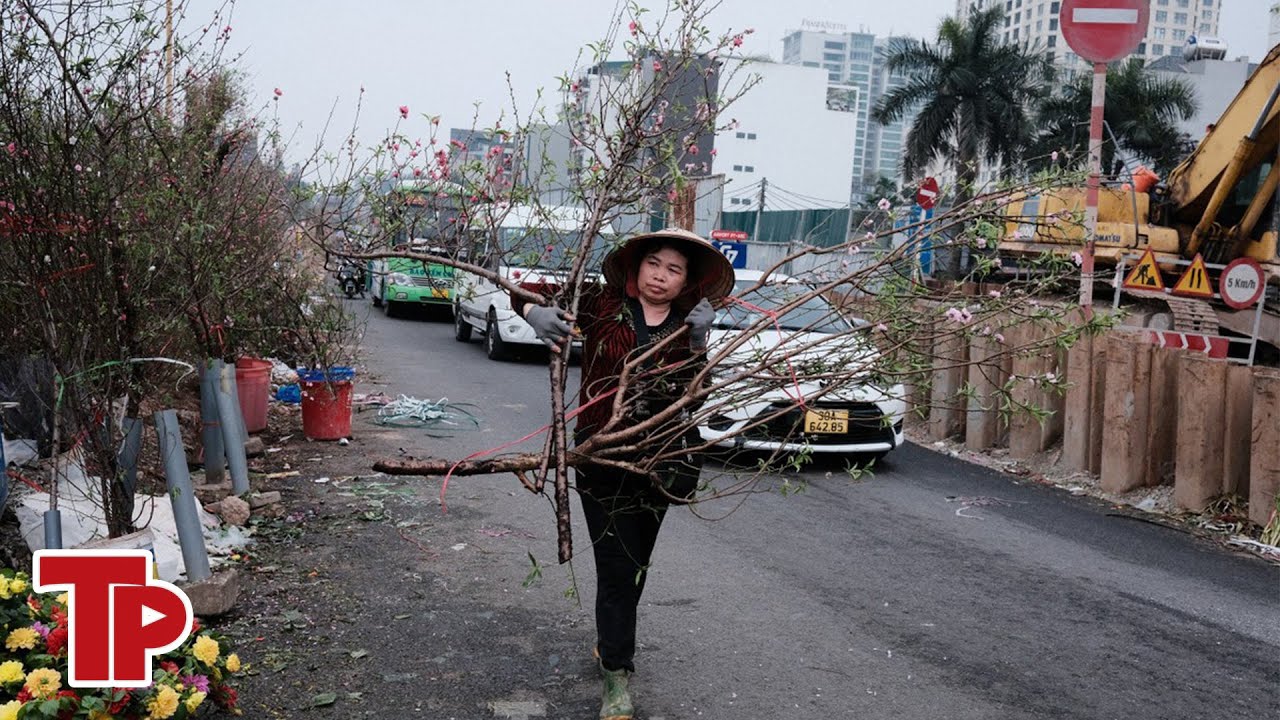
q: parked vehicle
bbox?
[697,269,907,460]
[454,204,612,359]
[371,180,462,318]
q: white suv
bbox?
[453,204,612,360]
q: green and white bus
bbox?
[371,180,462,318]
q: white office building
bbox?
[717,58,858,212]
[1148,53,1259,139]
[781,27,919,198]
[956,0,1222,68]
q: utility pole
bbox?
[165,0,174,120]
[753,177,767,242]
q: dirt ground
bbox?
[210,394,607,719]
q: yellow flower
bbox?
[5,627,38,651]
[224,653,241,672]
[0,584,9,600]
[56,592,68,606]
[24,667,61,700]
[146,684,180,720]
[0,660,23,683]
[7,579,26,595]
[0,700,21,720]
[185,690,207,713]
[192,635,220,666]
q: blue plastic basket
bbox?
[297,366,355,384]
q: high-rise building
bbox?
[956,0,1223,68]
[781,27,919,199]
[1270,3,1280,51]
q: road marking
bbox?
[1072,8,1139,24]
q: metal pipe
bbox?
[42,510,62,550]
[0,409,8,514]
[215,362,250,495]
[153,409,211,582]
[1080,62,1108,316]
[226,366,249,445]
[117,417,143,520]
[198,360,226,485]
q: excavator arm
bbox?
[1166,45,1280,262]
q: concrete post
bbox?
[1248,369,1280,527]
[928,323,968,441]
[199,360,226,485]
[1087,334,1109,475]
[965,333,1005,451]
[1062,333,1094,470]
[1100,334,1153,494]
[1173,354,1228,511]
[1222,365,1254,498]
[154,409,212,582]
[1144,347,1181,487]
[214,362,250,495]
[1008,321,1062,458]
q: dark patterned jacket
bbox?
[513,285,704,440]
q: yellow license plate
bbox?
[430,288,449,299]
[804,409,848,434]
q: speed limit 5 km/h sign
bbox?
[1219,257,1265,310]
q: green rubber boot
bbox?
[599,666,634,720]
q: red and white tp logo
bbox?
[33,549,194,688]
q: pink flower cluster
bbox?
[944,306,973,324]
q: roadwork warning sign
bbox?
[1122,249,1165,291]
[1171,254,1213,298]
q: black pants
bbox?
[577,464,669,673]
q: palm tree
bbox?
[873,7,1052,277]
[1028,59,1198,178]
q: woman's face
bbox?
[636,246,689,305]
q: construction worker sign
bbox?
[1122,249,1165,291]
[1171,254,1214,298]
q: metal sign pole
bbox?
[1248,292,1265,365]
[1079,62,1107,317]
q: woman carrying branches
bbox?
[513,228,733,720]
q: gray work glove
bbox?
[685,297,715,351]
[524,304,574,352]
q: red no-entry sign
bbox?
[916,177,939,210]
[1060,0,1150,64]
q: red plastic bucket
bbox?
[299,367,355,440]
[235,358,273,434]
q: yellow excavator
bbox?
[997,43,1280,344]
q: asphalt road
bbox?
[349,299,1280,720]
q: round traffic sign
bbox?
[916,177,939,210]
[1218,257,1265,310]
[1060,0,1151,64]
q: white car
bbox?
[453,204,611,360]
[698,269,907,459]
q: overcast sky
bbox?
[183,0,1275,163]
